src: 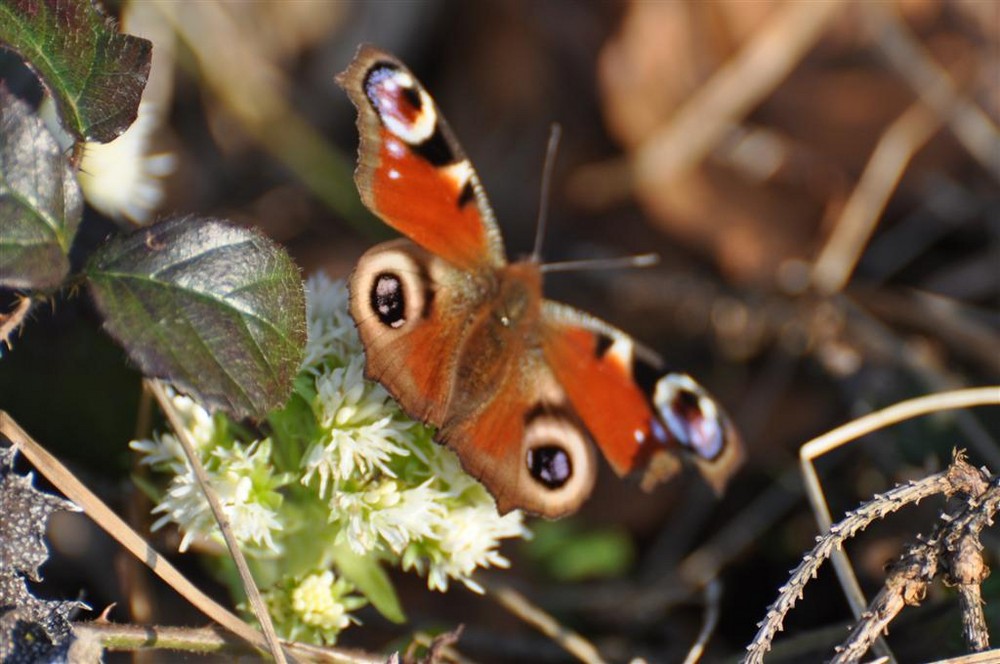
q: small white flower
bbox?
[130,392,216,466]
[330,478,448,557]
[77,102,176,224]
[302,356,413,495]
[291,571,355,632]
[144,438,286,554]
[427,505,527,593]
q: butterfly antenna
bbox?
[531,123,562,262]
[540,253,660,274]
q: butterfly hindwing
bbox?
[350,239,473,424]
[438,354,597,518]
[541,302,744,493]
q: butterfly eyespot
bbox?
[526,445,572,489]
[654,374,724,461]
[371,272,407,329]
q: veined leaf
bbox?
[86,217,307,420]
[0,0,152,143]
[0,88,82,291]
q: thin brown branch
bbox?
[682,580,722,664]
[72,621,381,663]
[485,581,607,664]
[862,1,1000,180]
[832,539,939,663]
[957,584,990,653]
[147,380,287,663]
[811,102,941,295]
[944,479,998,653]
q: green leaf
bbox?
[85,217,307,420]
[267,376,320,472]
[525,520,635,582]
[0,88,82,290]
[0,0,152,143]
[333,545,406,624]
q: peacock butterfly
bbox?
[337,45,743,518]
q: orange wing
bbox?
[541,303,658,476]
[337,44,506,273]
[542,302,744,491]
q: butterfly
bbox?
[337,45,743,518]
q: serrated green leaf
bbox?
[0,0,151,143]
[85,217,307,420]
[333,544,406,624]
[0,88,82,290]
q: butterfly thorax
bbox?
[447,261,543,418]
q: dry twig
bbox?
[486,581,606,664]
[146,380,287,663]
[811,102,942,295]
[681,579,722,664]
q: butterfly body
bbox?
[339,45,743,518]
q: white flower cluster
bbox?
[133,273,528,643]
[131,397,289,555]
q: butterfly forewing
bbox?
[337,45,506,273]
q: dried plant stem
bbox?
[486,582,606,664]
[832,540,939,663]
[0,411,265,653]
[681,579,722,664]
[862,1,1000,180]
[957,584,989,653]
[743,470,951,664]
[570,0,847,208]
[811,102,941,295]
[800,386,1000,630]
[73,622,380,663]
[147,380,287,663]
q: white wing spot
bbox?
[441,160,473,190]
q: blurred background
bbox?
[1,0,998,661]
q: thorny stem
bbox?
[834,458,995,659]
[742,470,951,663]
[0,295,32,354]
[832,539,939,663]
[748,453,997,663]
